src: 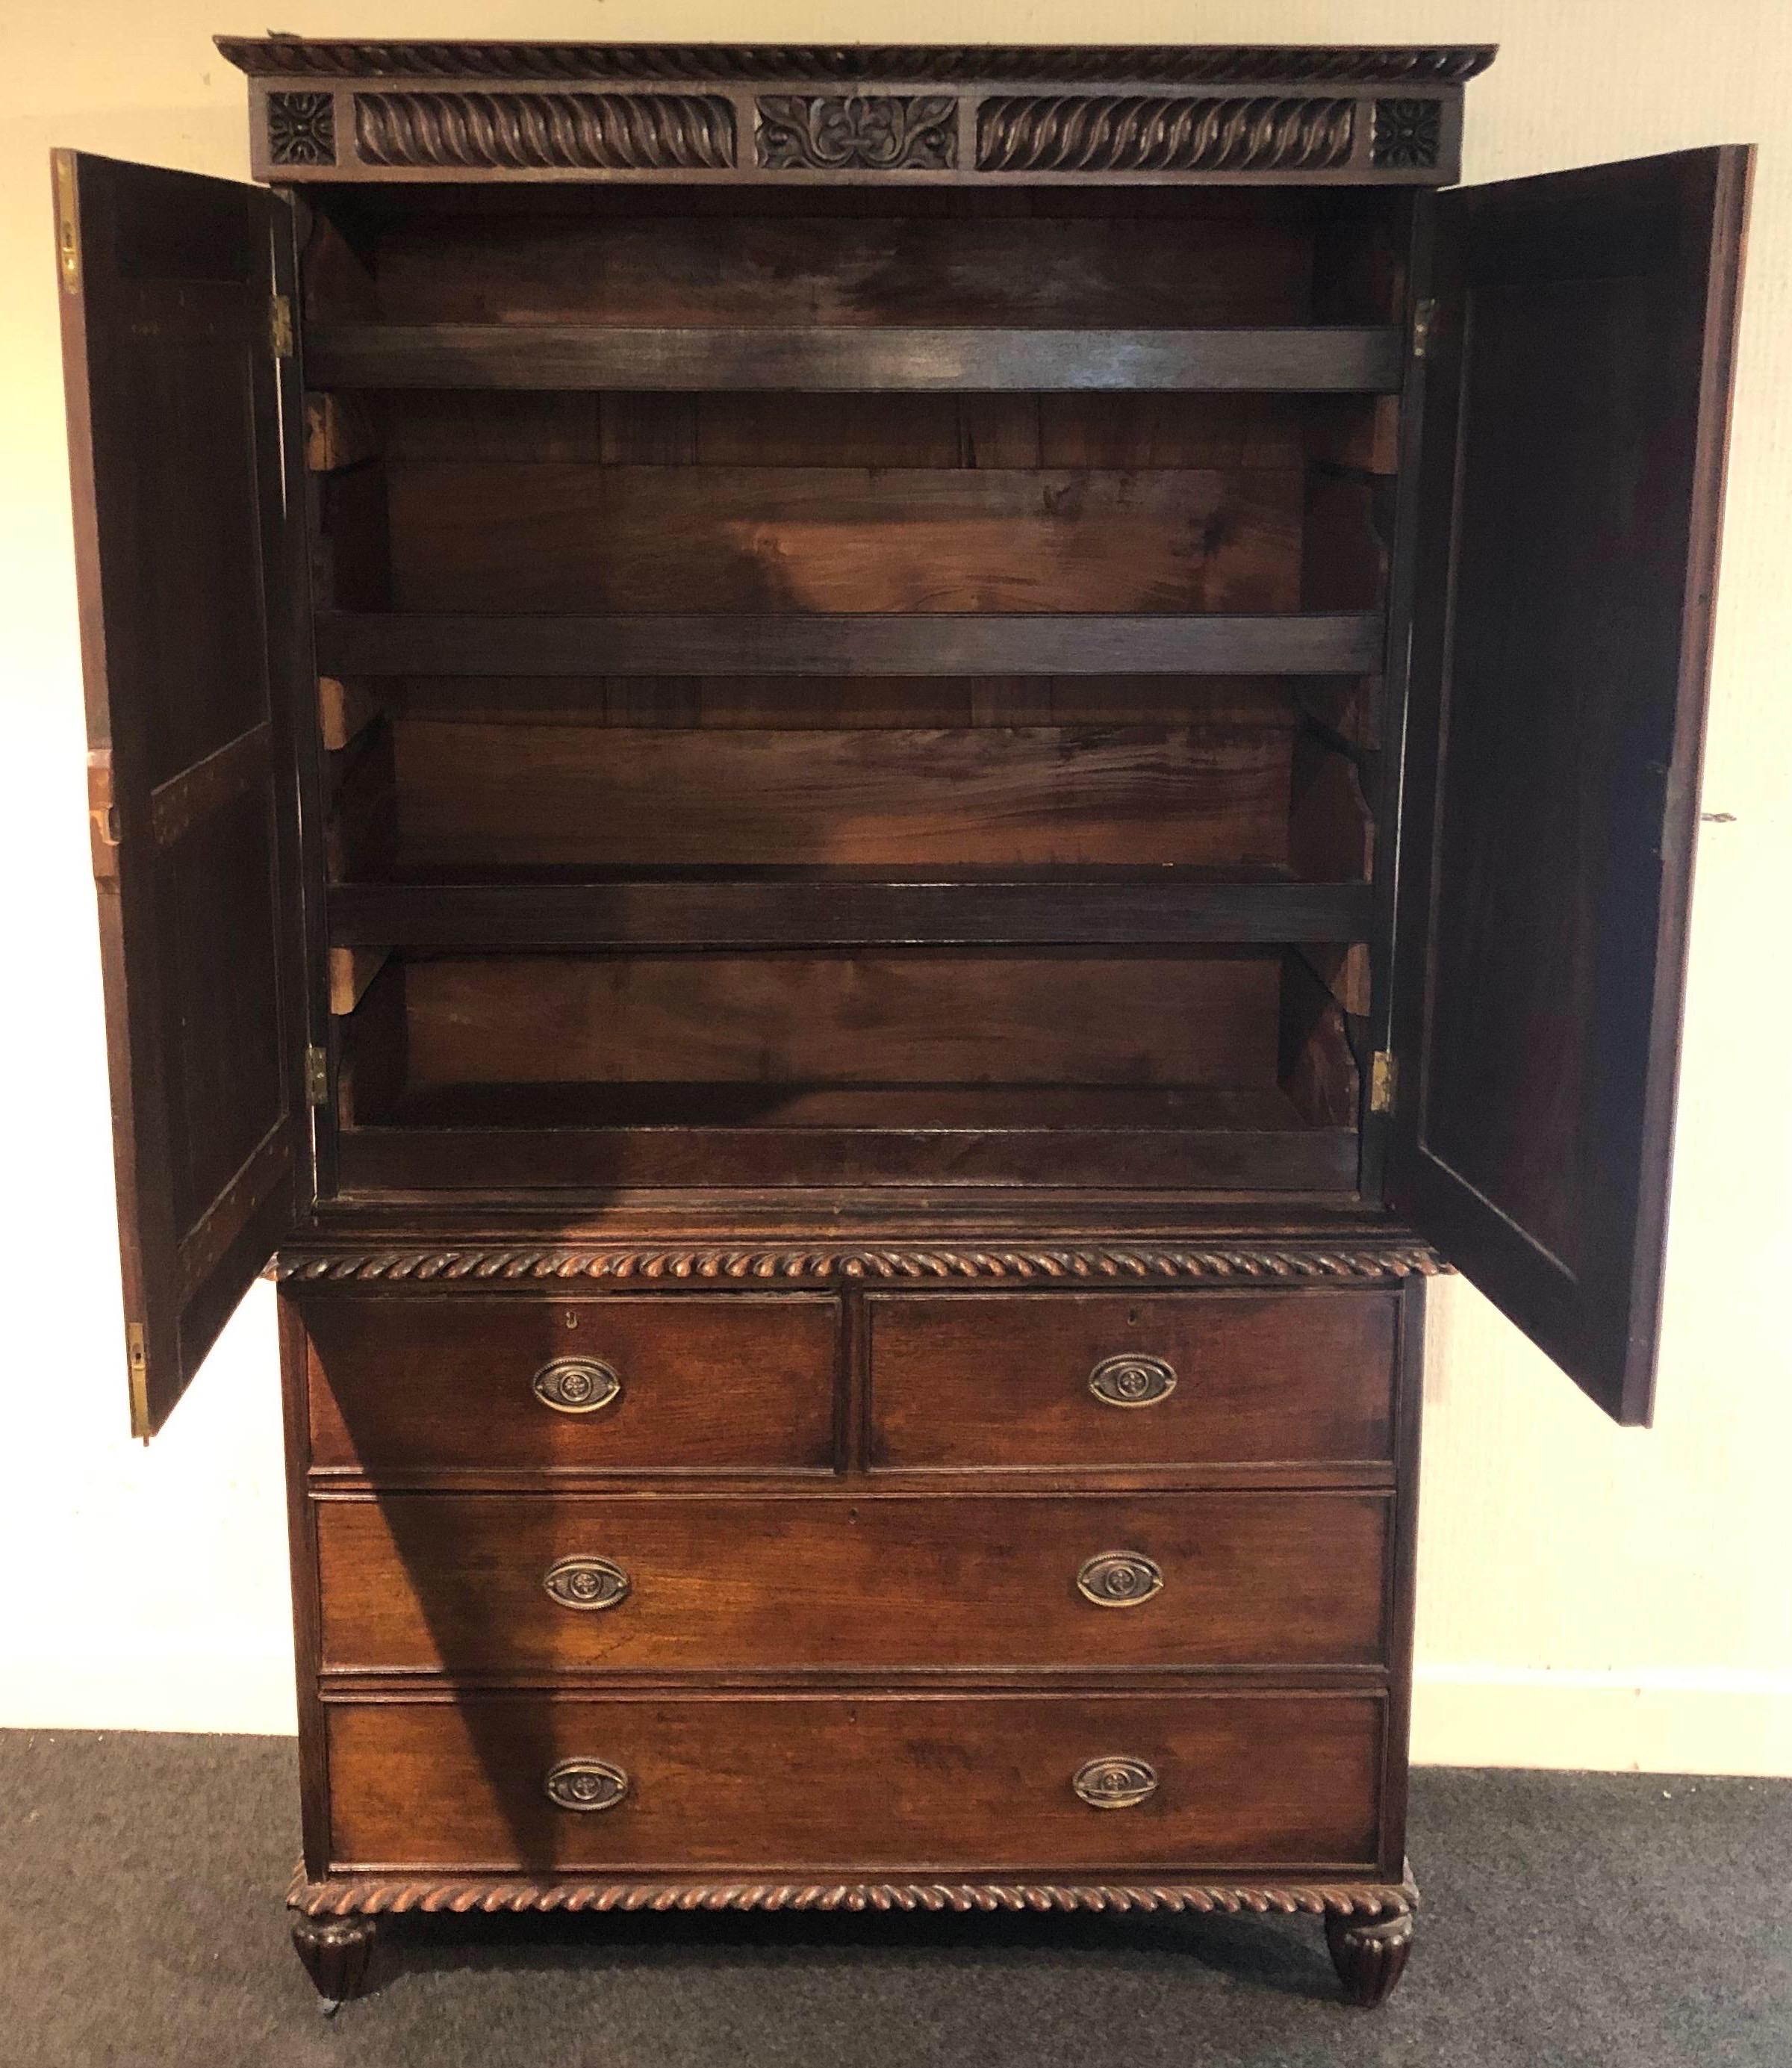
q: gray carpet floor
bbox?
[1,1731,1788,2067]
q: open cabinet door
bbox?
[1388,146,1749,1426]
[56,151,308,1437]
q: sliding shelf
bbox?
[315,612,1383,677]
[305,325,1405,394]
[329,874,1375,951]
[337,1084,1357,1195]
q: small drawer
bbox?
[302,1294,838,1474]
[316,1489,1389,1674]
[868,1291,1398,1471]
[326,1690,1385,1874]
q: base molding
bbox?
[288,1866,1418,1921]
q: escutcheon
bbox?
[544,1758,630,1813]
[1071,1757,1159,1810]
[1087,1354,1177,1408]
[543,1556,632,1612]
[532,1357,623,1416]
[1075,1550,1164,1607]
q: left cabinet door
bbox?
[55,151,311,1435]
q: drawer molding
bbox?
[287,1863,1418,1919]
[277,1241,1442,1286]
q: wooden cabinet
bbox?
[55,38,1748,2010]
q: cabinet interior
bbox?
[302,184,1408,1195]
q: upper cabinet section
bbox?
[214,40,1493,187]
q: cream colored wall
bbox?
[2,0,1788,1766]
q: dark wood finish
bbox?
[315,1488,1389,1672]
[383,722,1300,870]
[360,207,1322,330]
[1325,1907,1413,2006]
[65,38,1755,2014]
[395,950,1284,1089]
[868,1291,1397,1470]
[304,1293,839,1475]
[329,876,1375,951]
[334,1099,1358,1193]
[290,1910,380,2004]
[385,465,1301,615]
[55,150,305,1434]
[315,611,1385,678]
[309,324,1404,393]
[1391,146,1751,1424]
[323,1690,1385,1873]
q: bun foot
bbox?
[1325,1907,1413,2007]
[291,1910,380,2007]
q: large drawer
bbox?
[302,1294,839,1474]
[316,1490,1390,1673]
[868,1291,1398,1470]
[326,1690,1385,1874]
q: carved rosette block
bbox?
[267,90,337,166]
[1372,98,1443,168]
[353,89,736,170]
[756,94,957,170]
[290,1910,379,2005]
[1325,1907,1415,2007]
[977,94,1355,176]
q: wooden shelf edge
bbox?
[305,324,1405,394]
[328,877,1376,950]
[315,612,1384,678]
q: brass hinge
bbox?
[270,291,294,359]
[126,1321,150,1441]
[1369,1049,1398,1116]
[87,748,120,883]
[55,152,81,293]
[1412,298,1436,361]
[304,1043,330,1105]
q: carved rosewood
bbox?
[63,26,1749,2023]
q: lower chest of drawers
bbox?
[283,1268,1419,1884]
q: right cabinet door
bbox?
[1389,146,1750,1425]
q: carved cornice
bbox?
[353,90,735,171]
[977,95,1355,176]
[274,1242,1442,1287]
[218,41,1496,87]
[289,1867,1418,1919]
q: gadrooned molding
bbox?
[288,1868,1419,1918]
[217,41,1496,87]
[273,1243,1444,1287]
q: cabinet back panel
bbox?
[366,211,1315,329]
[389,722,1292,870]
[383,463,1302,615]
[397,950,1281,1089]
[389,674,1306,729]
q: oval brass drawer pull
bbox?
[543,1555,632,1612]
[1076,1550,1163,1608]
[1071,1756,1159,1810]
[532,1357,623,1416]
[544,1757,629,1813]
[1087,1354,1177,1409]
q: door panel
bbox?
[1390,147,1749,1423]
[56,151,307,1435]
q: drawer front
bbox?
[317,1490,1388,1673]
[303,1294,839,1474]
[326,1691,1384,1873]
[868,1291,1397,1470]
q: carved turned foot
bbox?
[290,1910,380,2007]
[1325,1907,1413,2007]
